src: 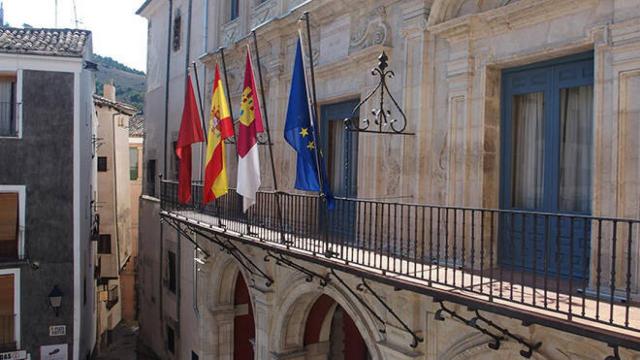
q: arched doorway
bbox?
[233,274,255,360]
[304,294,370,359]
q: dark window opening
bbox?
[167,251,176,293]
[191,351,198,360]
[98,234,111,254]
[146,159,157,197]
[230,0,239,20]
[166,325,175,353]
[173,11,182,52]
[97,157,107,172]
[172,141,180,181]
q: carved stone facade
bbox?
[136,0,640,358]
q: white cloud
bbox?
[3,0,148,72]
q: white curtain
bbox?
[559,85,593,212]
[511,92,545,209]
[328,121,345,196]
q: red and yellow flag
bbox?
[203,64,234,204]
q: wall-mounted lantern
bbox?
[48,285,63,317]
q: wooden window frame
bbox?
[0,186,25,260]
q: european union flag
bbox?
[284,38,334,207]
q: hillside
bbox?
[94,54,146,110]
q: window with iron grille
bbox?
[98,234,111,254]
[0,75,17,137]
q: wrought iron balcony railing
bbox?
[160,180,640,340]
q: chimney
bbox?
[103,81,116,102]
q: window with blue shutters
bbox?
[500,52,594,279]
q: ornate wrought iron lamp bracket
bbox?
[329,269,387,335]
[468,308,542,358]
[178,222,274,287]
[345,52,414,135]
[605,345,620,360]
[264,252,329,286]
[434,300,503,351]
[357,278,424,348]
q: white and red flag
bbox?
[236,49,264,212]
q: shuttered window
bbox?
[0,193,18,259]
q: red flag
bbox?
[176,75,205,204]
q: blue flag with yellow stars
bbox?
[284,38,334,207]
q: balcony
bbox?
[0,314,16,352]
[160,180,640,348]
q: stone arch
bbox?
[200,253,258,360]
[428,0,515,26]
[270,276,384,359]
[440,332,550,360]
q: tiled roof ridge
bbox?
[0,27,91,57]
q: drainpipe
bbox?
[111,113,122,272]
[176,0,194,331]
[160,0,173,350]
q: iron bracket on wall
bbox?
[329,269,387,336]
[162,216,211,259]
[605,345,620,360]
[434,300,504,351]
[264,251,329,286]
[344,52,414,136]
[468,309,542,358]
[168,217,274,287]
[357,278,424,348]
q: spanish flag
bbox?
[236,49,264,212]
[203,64,234,204]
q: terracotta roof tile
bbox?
[0,27,90,57]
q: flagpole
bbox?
[219,47,238,145]
[191,62,208,187]
[251,30,286,243]
[300,12,331,256]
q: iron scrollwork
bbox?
[345,51,413,135]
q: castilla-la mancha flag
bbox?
[237,49,265,212]
[175,74,204,204]
[203,64,235,204]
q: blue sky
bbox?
[3,0,148,72]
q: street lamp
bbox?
[48,285,63,316]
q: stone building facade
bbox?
[93,83,137,350]
[136,0,640,359]
[0,27,97,359]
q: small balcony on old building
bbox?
[160,180,640,350]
